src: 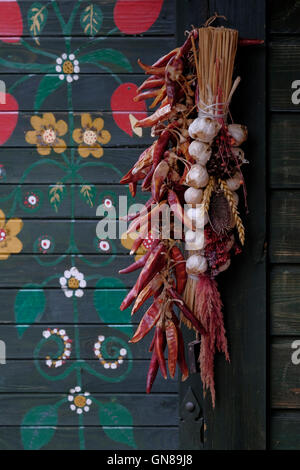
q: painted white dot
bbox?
[56,57,62,65]
[73,75,79,81]
[111,363,117,370]
[118,359,123,364]
[56,65,62,73]
[41,239,51,250]
[74,60,79,66]
[69,54,75,61]
[43,330,51,338]
[59,329,66,335]
[68,395,73,402]
[99,240,110,252]
[62,53,67,60]
[120,348,127,357]
[59,74,65,81]
[28,195,37,205]
[104,363,110,369]
[75,386,81,392]
[99,335,105,342]
[65,350,71,357]
[70,388,75,394]
[104,198,112,208]
[70,404,76,411]
[94,342,100,349]
[84,406,89,412]
[66,75,73,83]
[86,399,92,405]
[74,66,80,74]
[77,408,83,414]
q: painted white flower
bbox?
[59,266,86,298]
[68,387,92,414]
[56,53,80,83]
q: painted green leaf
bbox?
[80,4,103,36]
[79,49,132,73]
[27,3,48,45]
[99,400,137,449]
[21,405,57,450]
[15,285,46,338]
[35,75,64,111]
[79,184,97,208]
[94,278,132,336]
[48,182,67,213]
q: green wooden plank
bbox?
[0,393,178,426]
[0,360,177,393]
[1,324,156,359]
[0,184,149,218]
[270,190,300,263]
[271,411,300,450]
[2,0,175,38]
[271,337,300,409]
[0,254,145,287]
[7,219,153,254]
[271,266,300,335]
[269,0,300,34]
[0,111,152,147]
[0,288,151,324]
[0,37,175,74]
[0,425,179,450]
[270,114,300,189]
[0,148,144,184]
[0,73,164,112]
[269,37,300,111]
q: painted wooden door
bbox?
[0,0,179,450]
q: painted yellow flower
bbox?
[121,230,154,261]
[0,210,23,260]
[72,113,111,158]
[25,113,68,156]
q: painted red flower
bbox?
[114,0,163,34]
[0,94,19,145]
[0,0,23,43]
[111,83,147,137]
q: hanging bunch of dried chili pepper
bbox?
[119,19,258,406]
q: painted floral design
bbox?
[94,334,127,369]
[68,387,92,414]
[73,113,111,158]
[59,267,86,298]
[25,113,68,156]
[0,209,23,260]
[42,328,72,367]
[56,53,80,83]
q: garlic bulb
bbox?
[185,229,205,251]
[188,117,221,143]
[186,164,209,189]
[186,254,207,275]
[188,141,212,165]
[187,207,208,228]
[228,124,248,146]
[226,172,242,191]
[231,147,246,164]
[184,187,203,205]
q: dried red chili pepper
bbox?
[130,298,162,344]
[151,160,170,202]
[134,104,171,129]
[170,245,187,295]
[152,48,179,67]
[167,287,207,336]
[134,89,161,102]
[137,77,165,92]
[119,239,160,275]
[155,324,167,379]
[137,59,165,75]
[165,319,178,378]
[168,189,194,231]
[172,312,189,381]
[120,242,166,311]
[146,346,160,394]
[131,273,164,316]
[129,182,137,198]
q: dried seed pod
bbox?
[228,124,248,146]
[188,141,212,165]
[184,187,203,205]
[226,172,243,191]
[186,254,207,275]
[209,191,232,235]
[186,164,209,189]
[188,117,222,143]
